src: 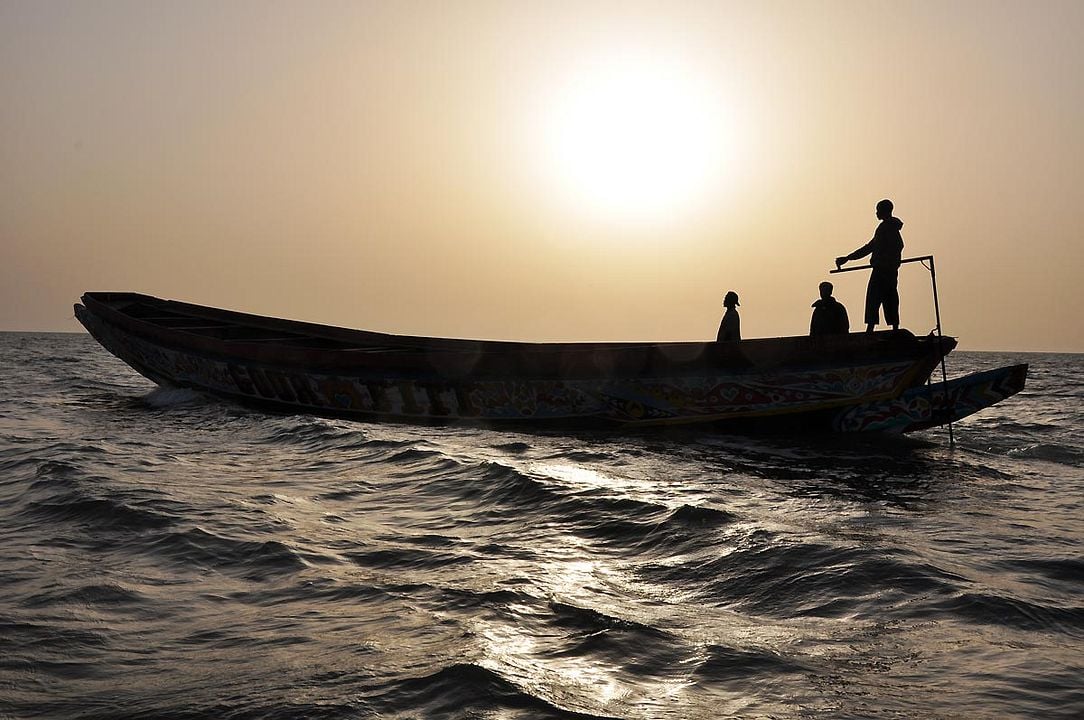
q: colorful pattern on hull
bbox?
[832,364,1029,433]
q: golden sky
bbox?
[2,1,1081,351]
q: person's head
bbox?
[876,199,894,220]
[819,281,833,300]
[723,291,740,309]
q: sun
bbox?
[534,52,733,227]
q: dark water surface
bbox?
[1,333,1081,719]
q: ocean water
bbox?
[1,332,1081,719]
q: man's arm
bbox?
[835,239,874,268]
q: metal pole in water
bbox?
[927,256,955,447]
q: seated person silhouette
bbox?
[810,281,849,336]
[717,291,741,342]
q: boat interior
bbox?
[78,291,954,376]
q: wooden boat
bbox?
[74,292,1027,434]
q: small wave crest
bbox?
[0,616,110,654]
[1006,442,1083,466]
[693,643,808,680]
[21,492,177,532]
[928,591,1084,634]
[22,582,146,609]
[1006,557,1084,586]
[142,386,207,408]
[376,662,616,719]
[145,527,307,578]
[261,417,413,458]
[346,546,474,572]
[642,541,965,618]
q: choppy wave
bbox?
[1,337,1082,719]
[142,386,209,408]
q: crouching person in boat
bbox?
[810,281,849,336]
[717,291,741,342]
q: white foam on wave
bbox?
[142,386,207,408]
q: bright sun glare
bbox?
[536,53,733,227]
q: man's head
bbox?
[819,281,833,300]
[876,199,894,220]
[723,291,740,308]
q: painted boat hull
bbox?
[832,363,1029,434]
[74,292,1025,433]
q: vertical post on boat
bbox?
[926,256,954,447]
[832,254,957,446]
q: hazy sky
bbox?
[3,1,1082,351]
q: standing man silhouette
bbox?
[836,199,904,332]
